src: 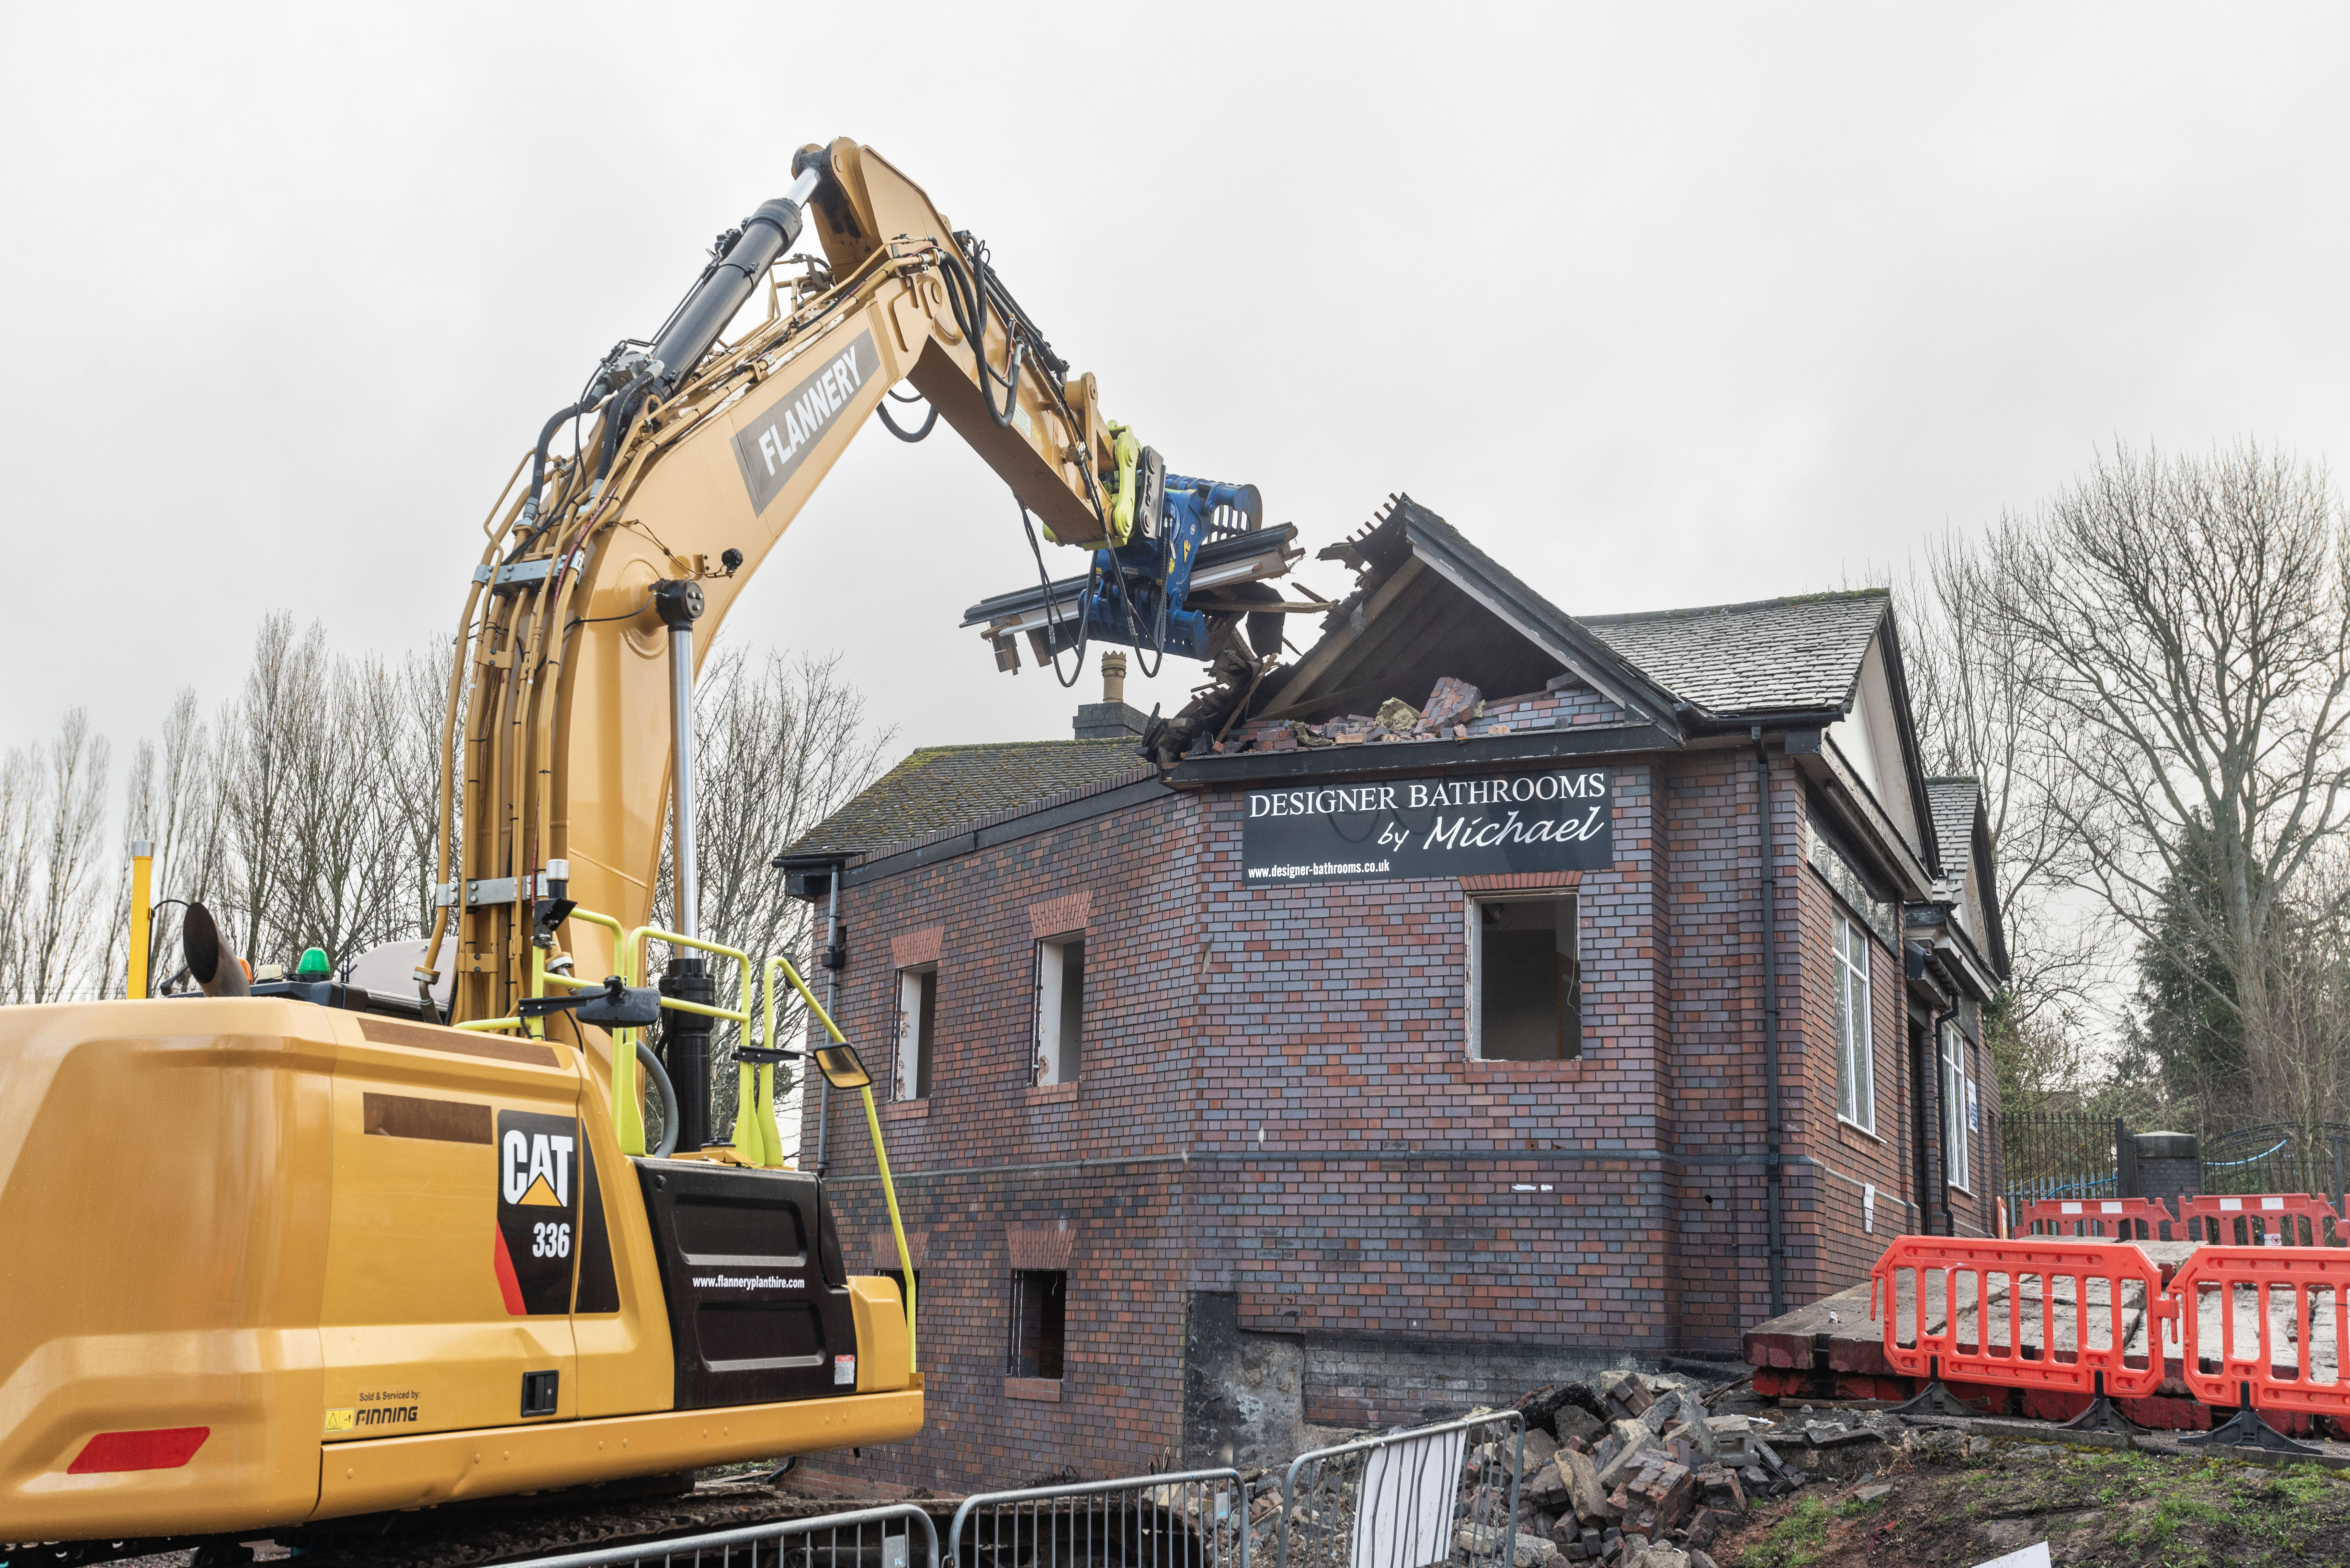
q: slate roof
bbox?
[1580,591,1890,717]
[1926,777,1985,880]
[780,740,1148,859]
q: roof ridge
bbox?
[1579,587,1890,626]
[894,737,1141,757]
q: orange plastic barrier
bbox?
[1871,1235,2173,1399]
[2177,1192,2338,1247]
[2169,1244,2350,1419]
[2019,1196,2176,1241]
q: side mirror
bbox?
[812,1042,873,1090]
[576,982,663,1029]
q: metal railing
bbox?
[949,1469,1248,1568]
[1274,1410,1524,1568]
[2001,1112,2124,1213]
[502,1501,938,1568]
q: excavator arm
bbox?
[422,139,1267,1039]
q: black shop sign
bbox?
[1240,768,1614,885]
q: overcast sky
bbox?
[4,3,2346,771]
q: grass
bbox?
[2123,1492,2225,1546]
[1739,1497,1832,1568]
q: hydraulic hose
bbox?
[877,386,938,442]
[639,1039,682,1158]
[519,400,589,547]
[594,366,662,482]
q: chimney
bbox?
[1073,649,1149,740]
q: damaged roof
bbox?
[780,740,1148,860]
[1582,591,1890,718]
[1257,495,1892,728]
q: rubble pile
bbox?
[1232,1369,1913,1568]
[1462,1369,1897,1568]
[1280,677,1491,750]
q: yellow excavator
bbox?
[0,138,1289,1556]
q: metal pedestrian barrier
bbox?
[2177,1192,2340,1248]
[1871,1235,2175,1431]
[2018,1196,2177,1241]
[497,1501,939,1568]
[948,1468,1248,1568]
[2170,1244,2350,1452]
[1274,1409,1523,1568]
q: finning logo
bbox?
[493,1110,580,1317]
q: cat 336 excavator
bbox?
[0,139,1299,1556]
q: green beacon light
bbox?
[295,947,331,980]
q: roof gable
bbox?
[1249,496,1682,728]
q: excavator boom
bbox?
[0,138,1285,1553]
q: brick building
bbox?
[776,497,2007,1489]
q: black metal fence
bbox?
[2000,1112,2124,1213]
[2201,1122,2350,1201]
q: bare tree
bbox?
[139,689,228,992]
[0,746,38,999]
[2261,848,2350,1179]
[1899,535,2100,1031]
[1986,441,2350,1103]
[1,711,114,1002]
[221,614,316,966]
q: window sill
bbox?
[1836,1114,1884,1144]
[881,1099,930,1121]
[1004,1376,1063,1403]
[1947,1182,1973,1198]
[1027,1081,1079,1102]
[1466,1053,1586,1073]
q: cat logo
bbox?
[493,1110,580,1316]
[502,1126,575,1208]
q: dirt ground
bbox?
[1706,1431,2350,1568]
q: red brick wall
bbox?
[799,714,1955,1487]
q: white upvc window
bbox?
[1941,1019,1971,1191]
[1832,910,1875,1133]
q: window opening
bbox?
[1008,1269,1066,1380]
[894,964,936,1101]
[1833,910,1875,1132]
[1470,894,1580,1060]
[1034,935,1085,1085]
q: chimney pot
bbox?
[1101,650,1128,706]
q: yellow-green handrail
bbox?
[453,1015,525,1033]
[517,906,915,1365]
[559,908,639,1152]
[771,953,917,1364]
